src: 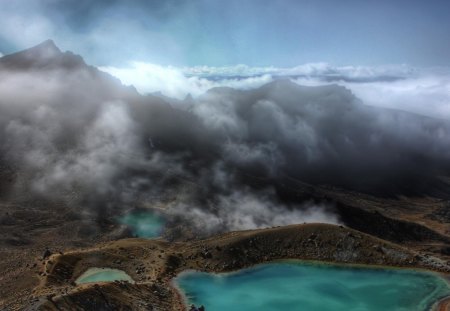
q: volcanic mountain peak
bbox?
[0,39,86,71]
[26,39,61,56]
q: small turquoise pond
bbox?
[119,210,165,238]
[176,261,450,311]
[75,268,134,284]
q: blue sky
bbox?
[0,0,449,67]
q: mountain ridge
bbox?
[0,39,87,71]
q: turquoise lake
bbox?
[119,210,165,238]
[75,268,134,284]
[176,261,450,311]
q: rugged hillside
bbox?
[27,224,450,310]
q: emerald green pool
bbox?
[119,210,165,238]
[176,261,450,311]
[75,268,134,284]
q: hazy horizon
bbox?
[1,0,450,67]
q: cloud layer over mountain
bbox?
[1,43,450,237]
[101,62,450,121]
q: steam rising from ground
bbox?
[1,46,450,236]
[171,193,338,232]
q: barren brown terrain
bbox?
[1,157,450,310]
[24,223,450,310]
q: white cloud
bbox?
[292,69,450,120]
[100,62,273,99]
[346,74,450,119]
[101,61,450,119]
[101,62,192,99]
[0,52,3,58]
[181,62,415,80]
[181,64,278,77]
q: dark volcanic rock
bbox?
[42,248,53,260]
[337,203,450,243]
[426,202,450,223]
[0,39,85,71]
